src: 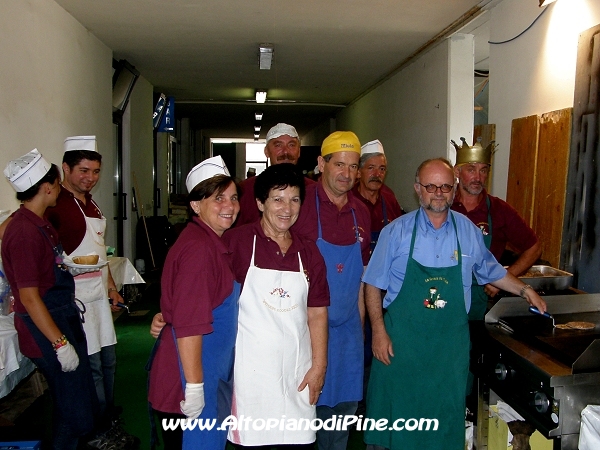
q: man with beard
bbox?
[450,138,540,320]
[235,123,314,226]
[362,158,546,450]
[352,139,403,255]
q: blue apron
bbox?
[146,282,239,450]
[369,195,388,253]
[315,192,364,407]
[181,281,240,450]
[16,226,97,439]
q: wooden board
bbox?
[531,108,572,268]
[506,115,539,226]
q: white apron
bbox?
[70,197,117,355]
[228,236,315,446]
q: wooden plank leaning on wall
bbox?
[506,109,572,269]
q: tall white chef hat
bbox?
[4,149,52,192]
[360,139,385,156]
[185,156,230,193]
[64,135,98,153]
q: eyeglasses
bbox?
[418,183,454,193]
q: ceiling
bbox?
[54,0,491,139]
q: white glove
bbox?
[56,342,80,372]
[180,382,205,420]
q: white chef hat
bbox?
[360,139,385,156]
[266,123,299,142]
[4,149,52,192]
[186,156,230,193]
[64,135,97,153]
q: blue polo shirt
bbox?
[363,208,507,312]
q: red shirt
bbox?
[148,217,236,413]
[223,221,330,307]
[235,176,315,227]
[293,181,371,265]
[352,183,403,233]
[451,189,538,261]
[46,188,102,254]
[1,206,61,357]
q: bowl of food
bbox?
[72,255,99,265]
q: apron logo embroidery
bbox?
[269,287,290,298]
[336,263,344,273]
[477,223,489,236]
[262,299,299,313]
[424,287,447,309]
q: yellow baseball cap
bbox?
[321,131,361,157]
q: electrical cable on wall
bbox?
[488,5,550,45]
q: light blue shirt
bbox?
[362,208,507,312]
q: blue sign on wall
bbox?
[158,96,175,132]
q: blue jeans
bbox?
[89,344,117,426]
[316,401,358,450]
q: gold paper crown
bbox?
[451,137,496,166]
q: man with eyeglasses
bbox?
[361,158,546,450]
[450,138,541,320]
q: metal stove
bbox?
[474,294,600,449]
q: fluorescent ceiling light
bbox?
[255,112,263,120]
[259,43,274,70]
[255,90,267,104]
[539,0,557,6]
[254,125,261,132]
[254,133,260,139]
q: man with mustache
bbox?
[450,138,541,320]
[362,158,546,450]
[352,140,403,255]
[235,123,314,226]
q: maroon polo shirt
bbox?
[293,182,371,265]
[352,183,403,233]
[1,206,61,358]
[234,175,315,227]
[148,217,235,413]
[223,221,329,307]
[46,187,103,254]
[451,188,538,261]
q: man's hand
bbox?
[108,288,123,312]
[150,312,166,338]
[372,329,394,365]
[484,284,500,297]
[298,364,326,405]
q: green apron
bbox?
[467,195,492,321]
[365,210,469,450]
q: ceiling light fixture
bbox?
[539,0,557,6]
[254,133,260,139]
[259,43,274,70]
[255,90,267,104]
[254,125,261,132]
[255,112,263,121]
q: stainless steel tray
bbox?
[518,265,573,291]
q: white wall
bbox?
[337,37,473,211]
[488,0,600,198]
[0,0,114,242]
[124,76,154,260]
